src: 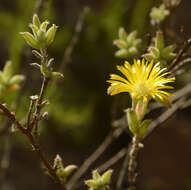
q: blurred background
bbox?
[0,0,191,190]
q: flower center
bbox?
[135,81,150,97]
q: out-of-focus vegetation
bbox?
[0,0,191,190]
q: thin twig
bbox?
[62,6,90,68]
[0,102,66,190]
[0,122,11,190]
[116,148,130,190]
[98,148,127,173]
[127,136,141,190]
[171,57,191,73]
[31,77,49,134]
[144,97,186,139]
[168,38,191,71]
[27,98,36,130]
[66,128,125,190]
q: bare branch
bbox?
[62,6,90,68]
[98,148,127,173]
[66,127,125,190]
[169,38,191,71]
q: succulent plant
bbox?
[53,155,77,181]
[85,170,113,190]
[20,14,58,50]
[143,31,176,66]
[0,61,25,96]
[150,4,170,25]
[113,27,142,59]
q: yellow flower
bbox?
[107,59,175,106]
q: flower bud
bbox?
[126,109,138,136]
[37,29,46,43]
[119,27,127,41]
[20,32,40,49]
[40,21,49,31]
[101,170,113,185]
[33,14,41,28]
[114,28,141,59]
[45,24,58,46]
[155,31,164,50]
[3,61,12,81]
[93,170,101,180]
[150,4,170,25]
[137,119,151,137]
[29,24,38,38]
[64,165,77,177]
[113,40,127,49]
[52,72,64,79]
[9,75,25,85]
[85,180,99,188]
[85,169,113,190]
[115,49,129,58]
[149,47,160,58]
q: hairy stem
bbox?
[31,76,49,134]
[127,136,141,190]
[0,103,66,190]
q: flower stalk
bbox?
[127,136,142,190]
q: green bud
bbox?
[115,49,129,58]
[29,24,38,39]
[37,29,46,43]
[52,72,64,79]
[114,28,141,59]
[101,170,113,185]
[93,170,101,180]
[113,40,127,49]
[40,21,49,31]
[64,165,77,177]
[161,45,176,58]
[3,61,12,81]
[137,119,151,137]
[126,31,137,45]
[9,75,25,85]
[155,31,164,50]
[119,27,127,41]
[85,180,99,188]
[126,109,138,136]
[133,39,142,48]
[85,169,112,190]
[56,168,65,179]
[45,24,58,46]
[150,4,170,25]
[20,32,40,49]
[128,47,138,56]
[143,31,176,65]
[0,72,4,84]
[53,155,63,168]
[150,47,160,58]
[33,14,41,28]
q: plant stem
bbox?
[31,76,49,134]
[66,128,124,190]
[0,102,66,190]
[127,136,141,190]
